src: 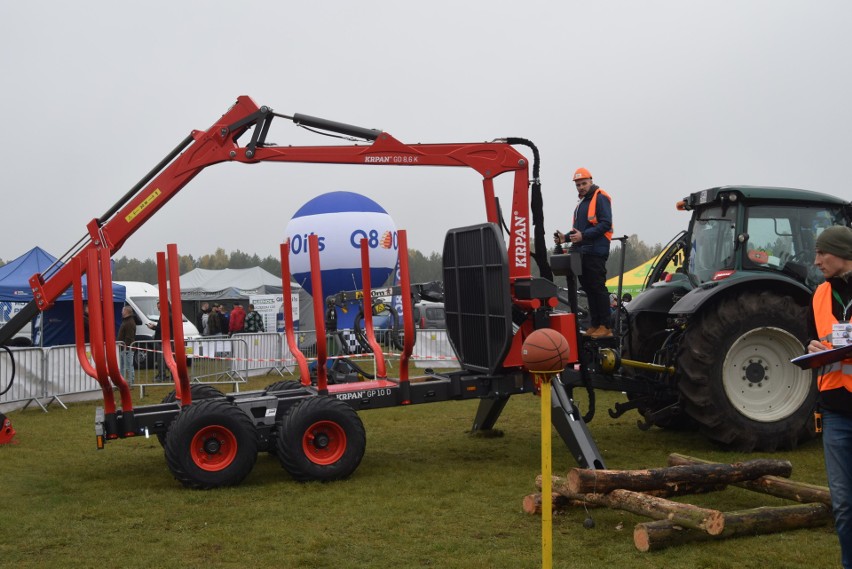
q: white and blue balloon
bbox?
[286,191,398,330]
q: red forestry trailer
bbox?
[0,96,607,488]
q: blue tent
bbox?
[0,246,126,346]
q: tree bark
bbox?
[536,474,724,500]
[567,458,792,495]
[634,502,832,552]
[666,453,831,506]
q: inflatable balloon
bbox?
[286,191,398,300]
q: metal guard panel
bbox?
[442,223,513,375]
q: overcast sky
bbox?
[1,1,850,267]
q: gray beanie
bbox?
[816,225,852,260]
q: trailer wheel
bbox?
[263,380,307,455]
[276,396,366,482]
[164,398,257,489]
[677,291,817,451]
[157,384,225,448]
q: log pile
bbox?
[523,453,832,552]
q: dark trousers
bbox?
[578,254,610,328]
[823,409,852,568]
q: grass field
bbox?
[0,375,840,569]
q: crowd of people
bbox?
[196,301,263,337]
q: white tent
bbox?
[179,267,291,300]
[178,267,312,331]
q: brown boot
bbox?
[589,326,613,339]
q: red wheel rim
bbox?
[302,420,346,465]
[190,425,238,471]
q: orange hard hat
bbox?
[573,167,592,181]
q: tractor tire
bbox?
[157,384,225,447]
[164,398,258,489]
[275,396,366,482]
[677,291,817,451]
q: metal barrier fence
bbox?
[131,338,249,397]
[0,328,459,412]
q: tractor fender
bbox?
[626,280,691,317]
[669,273,813,316]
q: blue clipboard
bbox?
[791,343,852,370]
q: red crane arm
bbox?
[27,95,533,316]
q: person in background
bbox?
[220,303,230,334]
[197,302,211,336]
[207,304,223,336]
[244,303,264,333]
[82,302,90,343]
[805,225,852,568]
[229,302,246,335]
[117,305,136,385]
[553,167,614,339]
[146,300,168,381]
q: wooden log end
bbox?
[633,525,651,553]
[522,494,540,515]
[522,492,576,515]
[703,511,725,536]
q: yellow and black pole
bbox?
[536,371,556,569]
[521,327,572,569]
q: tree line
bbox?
[0,234,664,286]
[107,247,447,285]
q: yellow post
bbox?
[539,374,553,569]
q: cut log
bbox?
[537,474,725,500]
[634,502,832,552]
[522,492,575,515]
[567,458,793,495]
[533,477,724,534]
[667,453,831,506]
[606,489,725,535]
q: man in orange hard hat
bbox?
[554,167,614,339]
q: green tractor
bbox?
[624,185,852,451]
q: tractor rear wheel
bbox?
[276,396,366,482]
[677,291,817,451]
[164,399,258,489]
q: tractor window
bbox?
[745,204,847,288]
[687,205,736,284]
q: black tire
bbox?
[262,380,308,455]
[164,398,258,489]
[275,396,366,482]
[157,384,225,447]
[264,380,306,395]
[677,291,817,451]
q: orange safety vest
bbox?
[813,282,852,392]
[586,188,613,241]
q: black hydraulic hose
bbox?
[98,134,195,224]
[504,138,553,281]
[0,345,15,397]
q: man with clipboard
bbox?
[803,225,852,568]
